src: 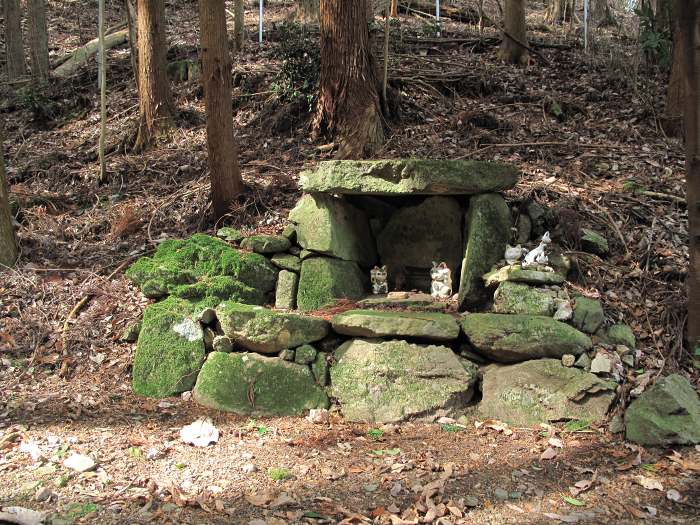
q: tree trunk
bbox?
[593,0,616,27]
[0,135,18,268]
[390,0,398,17]
[499,0,528,65]
[133,0,175,152]
[546,0,572,23]
[4,0,26,80]
[296,0,319,22]
[199,0,244,220]
[665,26,685,136]
[678,0,700,349]
[314,0,384,159]
[234,0,245,50]
[27,0,49,83]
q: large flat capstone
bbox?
[461,313,592,363]
[331,339,478,423]
[299,160,519,195]
[479,359,617,426]
[331,309,460,341]
[193,352,329,415]
[216,302,329,353]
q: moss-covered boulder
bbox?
[312,351,330,386]
[479,359,616,426]
[193,352,329,415]
[240,234,291,254]
[297,257,367,311]
[376,196,463,291]
[492,281,554,316]
[289,194,377,266]
[216,302,329,353]
[483,264,566,287]
[132,297,206,398]
[331,309,460,342]
[572,297,604,334]
[605,324,636,348]
[625,374,700,446]
[271,253,302,273]
[299,159,519,195]
[126,234,277,302]
[294,344,317,365]
[331,339,478,423]
[458,194,511,310]
[461,313,592,363]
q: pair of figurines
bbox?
[370,262,452,299]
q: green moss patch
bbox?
[297,257,367,311]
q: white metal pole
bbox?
[583,0,589,51]
[436,0,441,37]
[259,0,263,43]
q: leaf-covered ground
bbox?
[0,1,697,523]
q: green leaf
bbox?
[367,429,385,440]
[562,495,585,506]
[563,419,592,433]
[441,424,464,433]
[371,448,401,456]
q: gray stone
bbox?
[483,264,566,287]
[622,354,635,367]
[282,225,297,242]
[121,321,141,343]
[275,270,298,310]
[279,349,295,361]
[479,359,617,426]
[217,227,244,242]
[461,313,592,363]
[299,159,520,195]
[312,351,330,386]
[573,297,604,334]
[297,257,367,312]
[608,414,625,434]
[605,324,636,348]
[63,454,97,473]
[289,194,377,266]
[625,374,700,446]
[271,253,302,273]
[590,351,613,374]
[516,214,532,244]
[212,335,233,353]
[581,228,609,255]
[459,193,512,309]
[358,292,446,311]
[553,299,573,321]
[331,309,460,342]
[193,352,329,415]
[331,339,478,423]
[294,344,317,365]
[299,249,316,260]
[216,302,329,354]
[376,196,463,291]
[574,353,592,370]
[492,281,555,316]
[240,234,291,254]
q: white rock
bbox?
[306,408,330,424]
[0,506,47,525]
[180,418,219,447]
[63,454,96,473]
[590,352,613,375]
[242,463,258,473]
[553,300,573,321]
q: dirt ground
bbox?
[1,0,698,523]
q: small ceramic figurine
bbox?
[371,266,388,294]
[430,262,452,299]
[505,244,528,265]
[523,231,551,267]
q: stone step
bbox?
[331,309,460,341]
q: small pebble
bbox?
[242,463,257,473]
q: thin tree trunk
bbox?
[133,0,175,152]
[234,0,245,50]
[678,0,700,348]
[391,0,398,17]
[593,0,616,27]
[314,0,384,159]
[546,0,571,22]
[665,26,685,136]
[124,0,139,92]
[4,0,26,80]
[0,134,18,268]
[199,0,244,220]
[27,0,49,84]
[499,0,529,65]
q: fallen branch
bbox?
[53,28,129,79]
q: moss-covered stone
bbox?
[479,359,616,426]
[604,324,636,348]
[492,281,554,316]
[271,253,302,273]
[331,309,460,341]
[358,292,447,311]
[312,351,329,386]
[297,257,367,311]
[458,193,512,309]
[581,228,609,255]
[625,374,700,446]
[572,297,604,334]
[300,159,519,195]
[217,227,244,242]
[331,339,478,423]
[461,313,592,363]
[126,234,277,302]
[376,196,463,291]
[289,194,377,266]
[121,321,142,343]
[294,344,317,365]
[193,352,329,415]
[216,302,329,353]
[274,270,298,310]
[132,297,206,398]
[240,234,291,254]
[483,264,566,288]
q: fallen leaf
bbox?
[548,437,564,448]
[245,490,274,507]
[569,479,592,497]
[636,475,663,491]
[540,447,557,460]
[562,495,585,507]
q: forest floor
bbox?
[1,0,698,523]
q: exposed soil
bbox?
[1,1,698,523]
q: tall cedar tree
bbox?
[234,0,245,50]
[134,0,175,151]
[199,0,244,219]
[27,0,49,83]
[314,0,384,158]
[499,0,529,65]
[678,0,700,348]
[0,134,18,267]
[4,0,26,80]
